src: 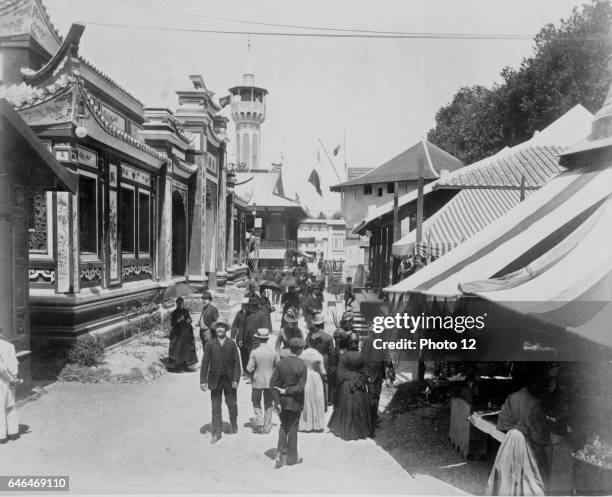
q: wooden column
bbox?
[216,147,227,285]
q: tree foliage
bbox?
[428,0,612,164]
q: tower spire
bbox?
[229,39,268,171]
[244,34,254,86]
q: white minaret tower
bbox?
[229,39,268,171]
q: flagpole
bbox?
[343,128,347,178]
[318,138,342,182]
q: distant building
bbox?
[330,140,463,279]
[298,218,346,261]
[234,165,308,271]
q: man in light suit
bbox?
[246,328,277,434]
[200,317,241,444]
[0,329,20,443]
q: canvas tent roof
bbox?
[459,194,612,348]
[385,163,612,303]
[392,188,536,258]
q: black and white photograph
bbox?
[1,0,612,494]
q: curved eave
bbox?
[84,97,165,169]
[21,23,84,86]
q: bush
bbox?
[66,335,105,367]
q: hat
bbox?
[246,297,260,306]
[288,337,305,349]
[254,328,270,340]
[312,312,325,326]
[341,310,354,321]
[202,291,213,300]
[211,317,230,330]
[283,307,299,323]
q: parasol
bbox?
[260,280,281,293]
[163,283,199,300]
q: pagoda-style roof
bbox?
[0,0,62,56]
[330,140,463,191]
[0,75,166,164]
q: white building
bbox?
[298,218,346,261]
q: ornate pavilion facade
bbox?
[0,0,246,353]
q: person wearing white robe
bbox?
[0,334,19,443]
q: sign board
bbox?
[76,146,98,168]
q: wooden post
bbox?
[391,181,400,284]
[416,158,425,245]
[416,156,426,387]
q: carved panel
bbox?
[206,180,217,209]
[122,261,153,279]
[108,190,119,281]
[121,163,151,187]
[28,192,47,252]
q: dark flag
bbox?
[308,169,322,196]
[219,95,231,108]
[333,144,341,156]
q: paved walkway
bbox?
[1,293,465,494]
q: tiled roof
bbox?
[86,92,165,161]
[436,145,564,189]
[234,171,308,214]
[347,167,375,180]
[174,157,198,174]
[330,140,463,191]
[78,56,144,107]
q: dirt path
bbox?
[0,292,466,494]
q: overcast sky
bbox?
[45,0,586,215]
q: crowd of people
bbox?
[167,266,395,469]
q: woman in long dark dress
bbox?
[328,332,373,440]
[168,297,198,372]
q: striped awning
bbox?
[392,189,533,258]
[384,162,612,349]
[386,164,612,299]
[252,248,287,260]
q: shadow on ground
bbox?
[374,380,493,495]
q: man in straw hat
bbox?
[246,328,277,434]
[200,317,241,444]
[271,337,307,468]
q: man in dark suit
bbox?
[270,337,307,469]
[236,297,267,382]
[200,317,241,444]
[199,291,219,349]
[306,312,337,405]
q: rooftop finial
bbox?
[243,34,255,85]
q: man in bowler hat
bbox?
[199,291,219,350]
[271,337,307,468]
[200,317,241,444]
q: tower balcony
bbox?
[231,100,266,114]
